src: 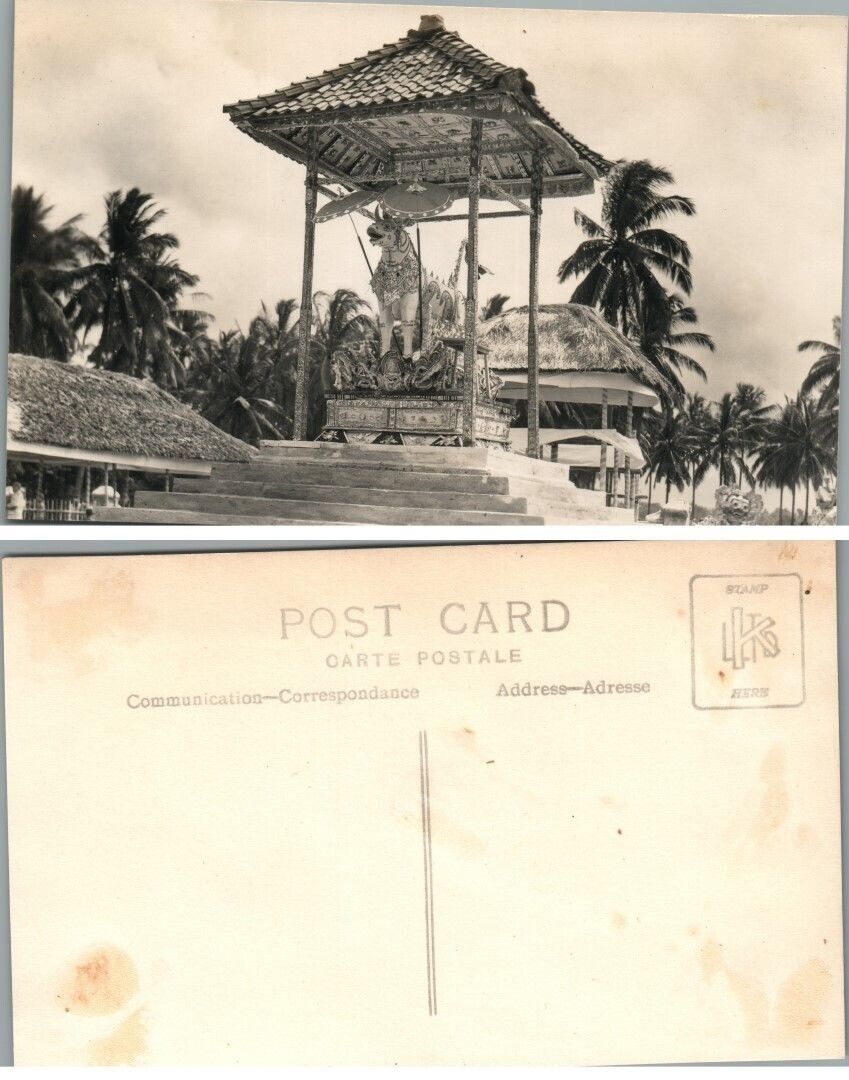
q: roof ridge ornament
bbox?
[410,14,446,38]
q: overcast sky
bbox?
[12,0,848,406]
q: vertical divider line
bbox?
[423,731,436,1015]
[419,730,436,1015]
[419,731,434,1015]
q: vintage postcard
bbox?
[2,540,843,1063]
[6,1,846,525]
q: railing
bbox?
[23,498,87,522]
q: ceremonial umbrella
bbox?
[314,189,376,223]
[380,180,453,221]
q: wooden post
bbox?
[550,443,559,463]
[294,130,319,442]
[462,119,483,445]
[599,389,608,504]
[84,465,91,505]
[527,150,543,460]
[624,391,634,510]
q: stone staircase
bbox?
[97,442,634,525]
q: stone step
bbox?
[256,442,575,483]
[213,461,509,492]
[174,476,529,513]
[96,506,361,525]
[135,490,545,526]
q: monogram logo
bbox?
[721,608,780,670]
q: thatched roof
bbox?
[480,304,670,395]
[7,354,253,464]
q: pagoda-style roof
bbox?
[224,14,611,201]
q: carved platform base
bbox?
[320,392,513,448]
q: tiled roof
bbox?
[225,28,610,176]
[226,30,509,118]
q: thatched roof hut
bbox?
[7,354,253,474]
[480,303,669,407]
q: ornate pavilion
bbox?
[224,13,611,455]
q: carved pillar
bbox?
[527,150,543,459]
[294,131,319,442]
[462,119,483,445]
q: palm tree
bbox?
[9,185,84,360]
[637,291,712,400]
[308,289,378,437]
[730,382,770,484]
[557,160,695,351]
[800,316,840,410]
[641,403,693,507]
[191,328,290,445]
[752,394,835,524]
[481,293,510,320]
[691,392,751,499]
[681,392,710,517]
[171,302,215,378]
[249,298,301,424]
[68,188,199,386]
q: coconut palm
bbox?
[640,403,693,508]
[800,316,840,410]
[9,185,84,361]
[192,328,290,445]
[681,392,710,517]
[557,160,695,351]
[752,394,835,524]
[730,382,770,483]
[68,188,199,386]
[481,293,510,320]
[248,298,301,423]
[636,291,712,400]
[307,288,378,437]
[690,392,752,499]
[171,302,215,379]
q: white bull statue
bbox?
[366,207,473,360]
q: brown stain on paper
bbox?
[699,938,833,1049]
[775,959,832,1040]
[752,745,789,837]
[19,565,150,674]
[57,946,138,1016]
[87,1007,148,1065]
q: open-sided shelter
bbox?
[224,13,611,454]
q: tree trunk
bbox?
[791,484,796,525]
[647,471,653,515]
[665,478,671,503]
[691,470,698,519]
[778,486,784,526]
[804,479,810,525]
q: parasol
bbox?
[315,189,376,224]
[380,180,453,222]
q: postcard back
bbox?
[2,541,843,1064]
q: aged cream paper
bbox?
[2,541,844,1064]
